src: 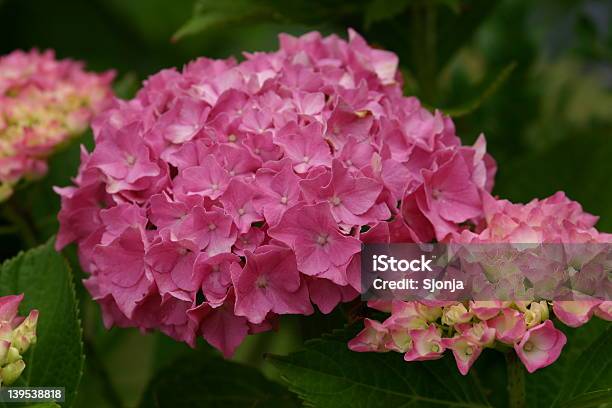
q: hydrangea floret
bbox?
[0,49,114,199]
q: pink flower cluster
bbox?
[0,49,114,199]
[350,192,612,374]
[56,30,497,357]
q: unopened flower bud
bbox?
[11,309,38,354]
[0,359,25,385]
[524,301,549,328]
[0,295,38,385]
[0,340,10,366]
[442,303,472,326]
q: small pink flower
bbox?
[404,324,445,361]
[469,300,503,320]
[89,123,161,194]
[188,291,249,358]
[159,98,210,144]
[219,179,263,233]
[92,227,153,318]
[348,318,388,352]
[0,294,23,323]
[422,153,482,225]
[553,300,601,328]
[275,121,332,173]
[193,252,240,307]
[441,303,473,326]
[268,202,360,284]
[348,29,398,85]
[174,206,237,256]
[514,320,567,373]
[442,335,483,375]
[594,301,612,321]
[145,234,200,295]
[383,322,414,353]
[233,228,265,256]
[173,156,230,200]
[487,308,527,345]
[253,159,301,226]
[300,159,386,226]
[454,321,496,347]
[232,245,312,324]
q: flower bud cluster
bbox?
[0,294,38,384]
[351,193,611,374]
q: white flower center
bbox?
[316,234,329,246]
[255,275,267,288]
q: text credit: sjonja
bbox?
[370,255,465,293]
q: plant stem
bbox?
[506,351,526,408]
[84,338,125,408]
[410,0,438,104]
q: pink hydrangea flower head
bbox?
[56,30,499,356]
[350,154,609,376]
[0,49,114,199]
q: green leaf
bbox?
[552,326,612,407]
[557,389,612,408]
[140,352,298,408]
[443,61,516,117]
[266,328,491,408]
[0,239,83,407]
[435,0,499,69]
[173,0,366,41]
[520,319,609,408]
[173,0,277,41]
[112,72,140,100]
[363,0,411,28]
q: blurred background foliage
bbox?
[0,0,611,406]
